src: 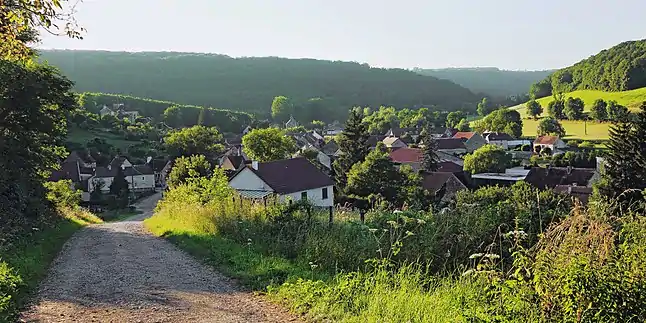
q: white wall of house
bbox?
[229,168,273,191]
[487,140,509,150]
[317,151,332,169]
[89,174,155,192]
[279,185,334,207]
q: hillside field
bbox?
[507,88,646,140]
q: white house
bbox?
[382,137,408,149]
[88,164,155,193]
[228,157,335,207]
[534,136,567,155]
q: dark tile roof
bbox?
[94,165,154,178]
[49,161,80,183]
[79,166,94,175]
[223,155,245,169]
[238,157,334,194]
[387,127,418,137]
[132,164,154,175]
[524,167,596,189]
[321,140,339,155]
[436,138,467,150]
[65,151,95,164]
[437,161,464,173]
[109,156,129,168]
[149,158,170,173]
[485,132,515,141]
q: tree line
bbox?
[530,39,646,98]
[39,50,481,123]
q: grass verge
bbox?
[0,208,102,321]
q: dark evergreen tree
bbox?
[420,128,439,172]
[333,107,370,189]
[601,102,646,203]
[109,166,130,199]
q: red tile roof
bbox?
[389,148,422,163]
[453,132,476,140]
[534,136,560,145]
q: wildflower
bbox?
[416,219,426,225]
[469,253,484,259]
[484,253,500,259]
[393,210,403,214]
[247,238,252,242]
[462,269,474,276]
[405,231,414,236]
[368,228,378,233]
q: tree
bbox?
[600,102,646,203]
[271,96,294,122]
[463,145,511,174]
[446,111,466,128]
[167,155,212,188]
[242,127,296,162]
[1,0,84,60]
[537,117,566,137]
[456,118,471,131]
[547,98,566,119]
[109,166,130,208]
[333,107,370,189]
[346,145,405,206]
[473,108,522,138]
[163,105,183,128]
[526,99,543,119]
[564,97,585,120]
[606,100,630,122]
[529,79,552,99]
[164,125,224,159]
[309,120,325,131]
[590,99,608,121]
[477,97,494,116]
[420,129,439,172]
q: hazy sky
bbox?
[39,0,646,70]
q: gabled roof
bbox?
[65,151,95,164]
[222,155,246,170]
[386,127,417,137]
[524,167,596,189]
[437,161,464,173]
[321,140,339,155]
[421,172,466,192]
[534,136,560,145]
[49,161,80,183]
[94,165,154,178]
[148,158,170,173]
[383,137,406,147]
[436,138,467,150]
[232,157,334,194]
[453,132,477,140]
[109,156,129,169]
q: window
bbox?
[142,176,145,180]
[322,187,329,199]
[301,191,307,200]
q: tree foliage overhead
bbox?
[241,127,296,162]
[39,50,480,121]
[530,39,646,98]
[414,67,552,98]
[163,125,224,159]
[463,144,511,174]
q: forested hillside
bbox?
[531,39,646,98]
[413,67,552,97]
[39,50,480,122]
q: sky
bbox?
[38,0,646,71]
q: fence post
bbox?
[263,197,267,209]
[328,206,333,226]
[360,209,365,223]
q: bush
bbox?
[44,180,81,209]
[0,262,22,321]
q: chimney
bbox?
[146,156,153,164]
[251,160,259,170]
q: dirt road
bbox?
[21,193,300,323]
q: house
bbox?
[554,185,593,204]
[382,137,408,149]
[65,151,96,169]
[321,140,340,157]
[228,157,335,207]
[242,125,253,135]
[484,132,515,150]
[88,164,155,193]
[147,158,173,187]
[119,110,140,122]
[435,138,467,154]
[325,125,344,136]
[311,130,324,141]
[430,127,457,138]
[99,105,117,117]
[533,136,567,155]
[367,135,387,149]
[220,155,247,171]
[285,116,300,129]
[452,132,486,152]
[422,172,467,202]
[524,167,596,189]
[109,156,133,169]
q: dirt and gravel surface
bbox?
[21,193,301,323]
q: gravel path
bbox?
[21,193,300,323]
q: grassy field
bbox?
[503,88,646,140]
[66,127,142,150]
[0,208,102,320]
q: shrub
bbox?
[43,180,81,209]
[0,262,22,322]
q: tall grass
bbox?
[0,207,102,321]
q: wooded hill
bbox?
[414,67,552,98]
[39,50,480,122]
[531,39,646,98]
